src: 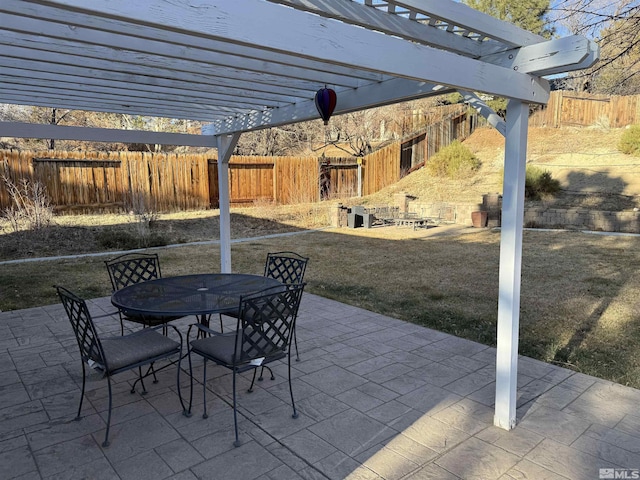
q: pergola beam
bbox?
[391,0,545,47]
[205,79,455,135]
[0,0,385,84]
[0,56,312,103]
[0,122,217,147]
[0,91,240,122]
[266,0,496,57]
[37,0,549,105]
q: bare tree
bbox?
[550,0,640,94]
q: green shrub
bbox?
[487,97,508,119]
[525,166,561,200]
[618,125,640,156]
[427,140,481,179]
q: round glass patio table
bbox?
[111,273,283,324]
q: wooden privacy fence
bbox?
[0,109,476,213]
[0,150,210,213]
[0,145,401,213]
[530,91,640,128]
[401,108,478,171]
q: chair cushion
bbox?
[190,329,284,367]
[101,329,180,372]
[190,333,243,366]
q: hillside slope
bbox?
[363,126,640,211]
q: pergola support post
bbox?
[216,133,241,273]
[494,100,528,430]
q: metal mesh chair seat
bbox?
[99,329,180,373]
[188,283,305,447]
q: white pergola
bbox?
[0,0,598,431]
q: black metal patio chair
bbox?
[264,251,308,361]
[218,251,308,361]
[56,286,186,447]
[187,283,305,447]
[105,253,184,335]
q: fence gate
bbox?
[401,133,427,173]
[320,159,360,200]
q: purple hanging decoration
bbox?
[314,87,337,125]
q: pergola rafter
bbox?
[0,0,599,433]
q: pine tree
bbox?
[464,0,554,38]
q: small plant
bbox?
[96,227,168,250]
[525,165,561,200]
[2,175,53,232]
[618,125,640,156]
[126,191,159,240]
[426,140,481,179]
[96,229,138,249]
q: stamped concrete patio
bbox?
[1,292,639,480]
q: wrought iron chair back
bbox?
[58,286,107,371]
[263,251,308,360]
[105,253,181,334]
[105,253,162,291]
[264,251,309,285]
[216,251,308,334]
[235,283,302,363]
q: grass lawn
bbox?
[2,216,640,389]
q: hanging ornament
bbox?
[314,86,337,125]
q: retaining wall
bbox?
[524,207,640,233]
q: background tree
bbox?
[234,123,320,156]
[22,107,131,152]
[464,0,555,38]
[550,1,640,94]
[462,0,554,118]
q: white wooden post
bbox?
[494,100,528,430]
[216,133,240,273]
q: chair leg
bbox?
[288,352,298,419]
[218,314,225,333]
[103,376,113,447]
[131,364,155,394]
[232,368,241,447]
[187,346,194,417]
[202,360,208,419]
[248,368,258,393]
[294,328,300,362]
[257,366,275,382]
[75,360,86,421]
[176,345,188,416]
[137,366,148,394]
